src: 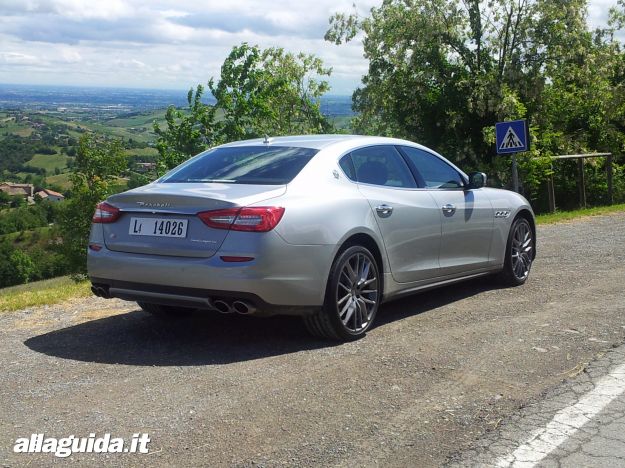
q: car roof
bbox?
[216,134,467,179]
[218,134,412,151]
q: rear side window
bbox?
[160,146,318,185]
[350,146,417,188]
[400,146,464,189]
[339,155,356,181]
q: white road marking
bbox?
[495,362,625,467]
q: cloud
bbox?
[0,0,134,20]
[170,11,327,39]
[0,0,616,94]
[587,0,615,27]
[1,52,39,65]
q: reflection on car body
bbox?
[88,135,536,341]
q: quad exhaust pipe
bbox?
[213,300,233,314]
[91,285,111,299]
[90,285,255,315]
[213,299,256,315]
[232,300,256,315]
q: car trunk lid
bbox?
[102,183,286,258]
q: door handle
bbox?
[442,204,456,215]
[375,204,394,217]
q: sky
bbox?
[0,0,619,95]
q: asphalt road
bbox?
[1,213,624,467]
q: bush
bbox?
[10,250,36,284]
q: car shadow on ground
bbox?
[24,277,500,367]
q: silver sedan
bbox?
[88,135,535,340]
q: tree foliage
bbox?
[58,134,126,274]
[153,85,218,172]
[154,43,333,172]
[327,0,625,205]
[211,43,333,140]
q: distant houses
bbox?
[0,183,65,204]
[0,182,34,199]
[135,162,156,173]
[35,188,65,202]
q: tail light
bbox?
[92,202,120,223]
[198,207,285,232]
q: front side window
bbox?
[400,146,465,189]
[160,146,318,185]
[350,146,417,188]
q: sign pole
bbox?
[512,154,519,193]
[495,119,529,195]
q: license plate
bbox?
[129,217,188,238]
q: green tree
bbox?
[127,172,151,190]
[58,134,127,274]
[154,43,333,172]
[0,190,10,208]
[210,43,333,141]
[10,250,36,284]
[153,85,218,173]
[326,0,625,207]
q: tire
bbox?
[138,302,194,319]
[304,245,381,341]
[498,216,535,286]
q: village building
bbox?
[34,188,65,202]
[0,182,34,199]
[135,162,157,173]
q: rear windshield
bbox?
[160,146,318,185]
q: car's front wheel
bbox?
[498,216,534,286]
[304,245,381,341]
[138,302,194,318]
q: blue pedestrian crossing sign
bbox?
[496,119,529,154]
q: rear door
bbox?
[399,146,494,275]
[344,145,442,283]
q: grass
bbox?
[86,121,154,144]
[0,276,92,312]
[536,203,625,224]
[0,226,54,249]
[106,109,166,128]
[26,152,69,173]
[125,147,158,158]
[46,172,72,190]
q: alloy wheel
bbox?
[336,252,379,333]
[511,220,533,280]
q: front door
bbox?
[399,146,494,276]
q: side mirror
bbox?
[468,172,487,189]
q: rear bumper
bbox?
[87,230,334,311]
[89,279,316,316]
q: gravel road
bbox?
[1,213,624,467]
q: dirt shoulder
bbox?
[1,213,624,467]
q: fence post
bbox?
[607,154,614,205]
[577,158,587,208]
[547,177,556,213]
[547,160,556,213]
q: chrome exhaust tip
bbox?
[213,300,233,314]
[232,300,256,315]
[91,285,110,299]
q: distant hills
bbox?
[0,84,354,117]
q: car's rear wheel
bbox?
[498,216,534,286]
[138,302,194,318]
[304,245,380,341]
